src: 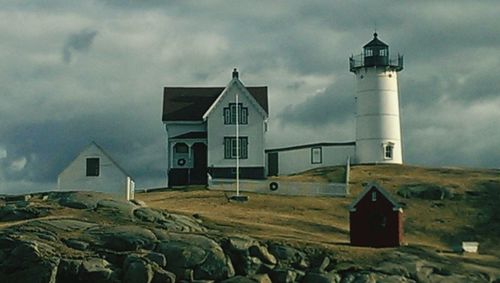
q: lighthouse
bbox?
[349,33,404,164]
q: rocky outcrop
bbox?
[397,184,454,200]
[0,192,496,282]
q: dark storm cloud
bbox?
[278,79,354,127]
[62,29,98,63]
[1,0,500,194]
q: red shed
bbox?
[349,183,403,247]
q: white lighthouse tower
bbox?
[349,33,404,164]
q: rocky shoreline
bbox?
[0,192,497,283]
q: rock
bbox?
[130,199,147,207]
[144,251,167,267]
[156,233,233,281]
[96,199,137,219]
[157,241,207,268]
[310,256,332,274]
[79,257,118,283]
[226,235,259,253]
[249,273,273,283]
[88,225,157,251]
[123,256,154,283]
[220,275,255,283]
[58,192,103,209]
[397,184,452,200]
[249,245,277,265]
[40,219,98,232]
[1,257,59,283]
[151,266,176,283]
[340,271,376,283]
[64,238,89,251]
[4,194,32,202]
[303,272,340,283]
[57,259,82,282]
[134,208,206,232]
[268,268,300,283]
[268,244,307,269]
[0,204,47,221]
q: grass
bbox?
[137,164,500,265]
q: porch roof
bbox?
[171,131,207,139]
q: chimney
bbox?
[232,68,239,79]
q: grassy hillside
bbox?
[138,165,500,263]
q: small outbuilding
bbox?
[57,142,135,200]
[349,182,403,247]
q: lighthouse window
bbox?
[384,144,394,159]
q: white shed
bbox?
[57,142,135,200]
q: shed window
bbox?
[86,158,100,177]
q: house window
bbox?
[311,147,322,164]
[86,158,100,177]
[174,143,188,153]
[379,49,387,56]
[371,191,377,202]
[224,137,248,159]
[384,143,394,159]
[365,49,373,57]
[224,103,248,124]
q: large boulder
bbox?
[397,184,453,200]
[156,233,234,281]
[134,207,206,232]
[87,225,158,251]
[79,257,119,283]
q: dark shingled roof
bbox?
[363,33,388,48]
[162,86,268,121]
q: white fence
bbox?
[208,178,347,197]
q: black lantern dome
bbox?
[350,33,403,72]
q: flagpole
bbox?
[236,91,240,197]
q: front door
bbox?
[191,143,207,185]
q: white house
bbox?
[162,69,269,187]
[162,33,404,183]
[57,142,135,200]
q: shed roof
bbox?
[59,141,133,179]
[162,86,268,121]
[349,182,402,212]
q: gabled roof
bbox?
[59,141,133,179]
[363,33,388,48]
[162,85,268,122]
[349,182,402,212]
[202,78,268,121]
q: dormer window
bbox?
[224,103,248,125]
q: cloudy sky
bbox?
[1,1,499,193]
